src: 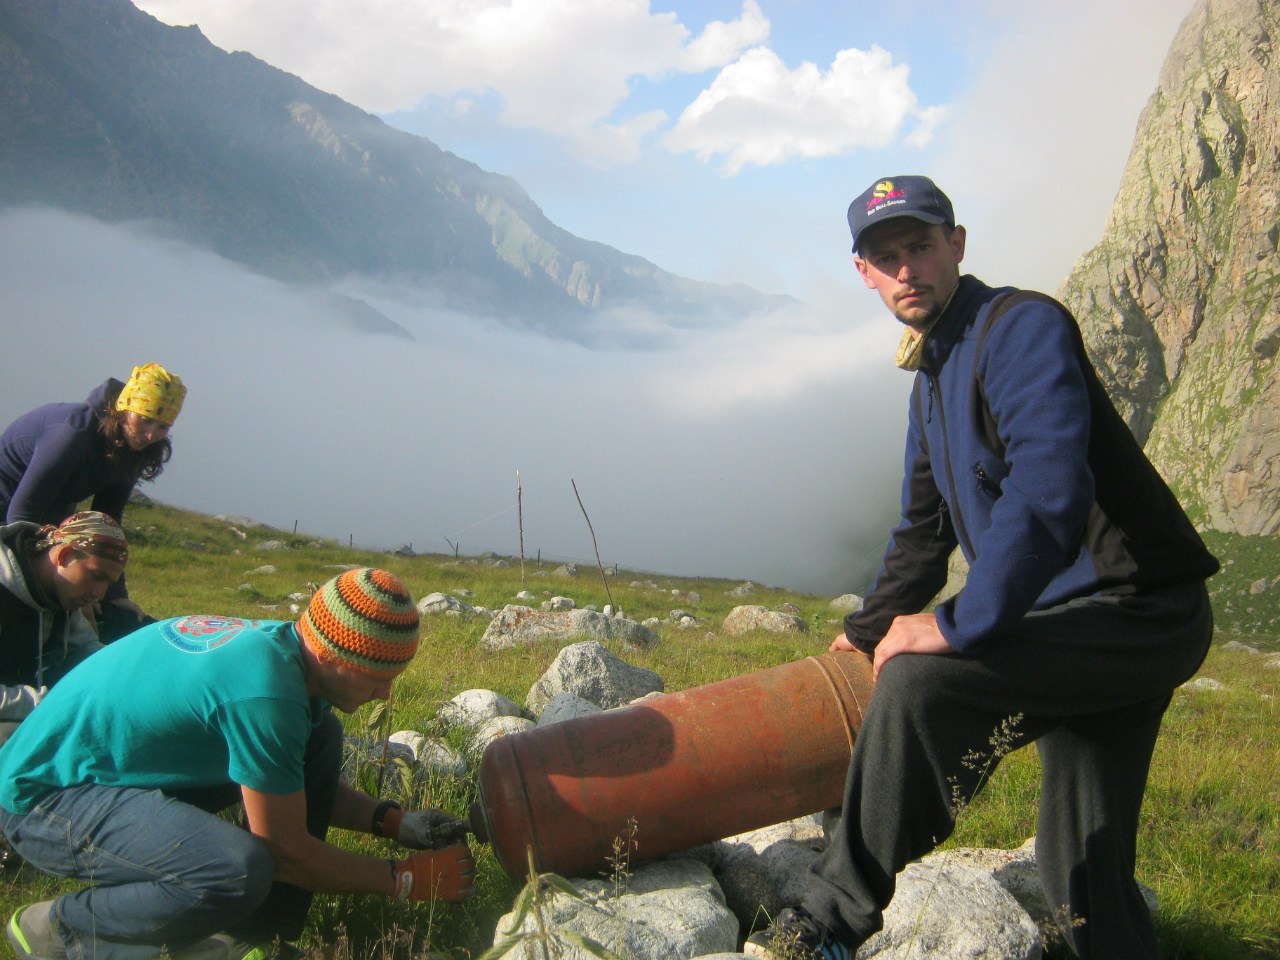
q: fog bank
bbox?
[0,208,910,595]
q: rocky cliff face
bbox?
[1058,0,1280,535]
[0,0,790,333]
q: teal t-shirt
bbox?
[0,615,323,814]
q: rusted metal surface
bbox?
[470,651,875,881]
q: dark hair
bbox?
[98,385,172,483]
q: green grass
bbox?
[3,499,1277,959]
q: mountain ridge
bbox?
[1059,0,1279,535]
[0,0,793,333]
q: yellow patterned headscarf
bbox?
[116,363,186,426]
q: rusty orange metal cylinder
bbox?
[469,651,875,881]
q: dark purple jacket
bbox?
[0,380,134,599]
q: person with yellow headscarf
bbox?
[0,364,186,640]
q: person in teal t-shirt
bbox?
[1,568,476,960]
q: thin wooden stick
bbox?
[571,478,615,608]
[375,683,396,797]
[517,469,526,590]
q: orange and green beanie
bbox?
[298,568,420,678]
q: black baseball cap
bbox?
[847,175,955,253]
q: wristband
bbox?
[372,800,403,837]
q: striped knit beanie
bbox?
[298,568,420,678]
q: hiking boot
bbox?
[745,907,851,960]
[7,901,65,960]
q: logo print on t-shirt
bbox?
[161,615,261,654]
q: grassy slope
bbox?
[2,500,1276,959]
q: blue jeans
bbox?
[0,712,343,960]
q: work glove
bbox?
[0,685,47,722]
[392,843,475,902]
[383,806,471,850]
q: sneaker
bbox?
[745,907,851,960]
[7,901,65,960]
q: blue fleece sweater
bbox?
[846,276,1217,653]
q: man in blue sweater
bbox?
[747,176,1217,960]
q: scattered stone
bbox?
[247,564,277,576]
[542,596,576,612]
[1222,640,1260,654]
[525,641,664,713]
[391,544,416,556]
[829,594,864,613]
[536,693,604,726]
[726,582,756,598]
[387,731,469,778]
[418,592,477,618]
[859,859,1041,960]
[1182,677,1225,692]
[1248,578,1269,595]
[256,540,288,551]
[554,563,579,577]
[715,818,826,933]
[490,859,737,960]
[469,715,535,759]
[721,606,808,635]
[439,689,525,732]
[481,606,659,651]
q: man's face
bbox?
[854,220,967,330]
[47,546,124,613]
[316,660,397,713]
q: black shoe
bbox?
[745,907,851,960]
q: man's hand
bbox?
[393,809,471,850]
[872,612,954,680]
[393,844,475,902]
[829,633,857,653]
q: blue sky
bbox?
[132,0,1194,306]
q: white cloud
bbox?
[135,0,771,165]
[663,45,943,174]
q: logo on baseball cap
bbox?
[847,175,955,253]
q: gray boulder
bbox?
[439,689,525,732]
[417,592,477,618]
[482,605,658,651]
[387,731,468,779]
[537,693,604,726]
[722,605,808,635]
[858,859,1041,959]
[525,641,664,713]
[829,594,864,613]
[490,859,737,960]
[715,818,827,932]
[469,715,536,759]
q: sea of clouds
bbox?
[1,207,912,596]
